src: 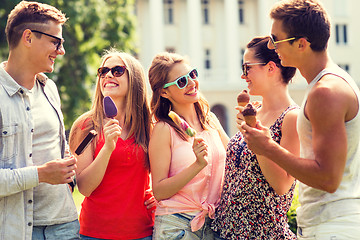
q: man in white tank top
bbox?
[241,0,360,239]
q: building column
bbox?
[186,0,202,70]
[148,0,164,62]
[224,0,240,83]
[257,0,271,35]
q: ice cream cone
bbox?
[241,103,257,127]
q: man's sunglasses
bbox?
[242,62,267,76]
[31,30,64,51]
[97,66,127,78]
[163,68,198,89]
[269,35,300,50]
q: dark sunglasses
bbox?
[163,68,198,89]
[97,66,127,78]
[242,62,267,76]
[31,30,64,51]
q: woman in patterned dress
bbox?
[212,36,300,239]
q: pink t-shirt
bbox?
[155,123,226,231]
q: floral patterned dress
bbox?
[212,105,298,240]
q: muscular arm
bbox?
[243,76,356,193]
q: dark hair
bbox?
[6,1,67,50]
[247,36,296,84]
[270,0,330,52]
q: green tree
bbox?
[0,0,137,129]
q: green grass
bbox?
[72,187,85,214]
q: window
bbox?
[202,0,209,25]
[240,48,245,69]
[205,49,211,69]
[238,1,244,24]
[338,64,350,73]
[335,24,348,45]
[164,0,174,24]
[165,47,176,53]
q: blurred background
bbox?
[1,0,359,137]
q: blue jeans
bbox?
[153,213,214,240]
[80,234,152,240]
[32,219,80,240]
[213,231,227,240]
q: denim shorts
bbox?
[297,214,360,239]
[153,213,214,240]
[32,219,80,240]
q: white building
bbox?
[135,0,360,136]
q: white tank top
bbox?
[297,65,360,228]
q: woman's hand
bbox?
[235,106,245,131]
[103,119,122,152]
[144,189,156,212]
[192,137,208,168]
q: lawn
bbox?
[72,187,85,214]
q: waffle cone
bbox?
[238,101,248,107]
[244,115,257,127]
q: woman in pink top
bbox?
[148,52,229,239]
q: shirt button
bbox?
[31,129,34,133]
[26,107,30,111]
[20,89,24,94]
[28,200,33,204]
[28,222,32,226]
[29,153,32,157]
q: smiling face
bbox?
[30,21,65,73]
[270,19,299,68]
[100,56,129,101]
[162,63,199,106]
[241,48,270,95]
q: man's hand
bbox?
[37,156,77,184]
[241,121,273,156]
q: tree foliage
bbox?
[0,0,137,129]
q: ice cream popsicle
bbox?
[237,90,250,107]
[241,103,257,127]
[168,111,197,137]
[75,130,98,155]
[103,96,118,118]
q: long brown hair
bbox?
[70,50,151,166]
[148,52,211,140]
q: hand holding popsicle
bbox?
[102,96,121,151]
[192,137,208,167]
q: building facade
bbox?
[135,0,360,136]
